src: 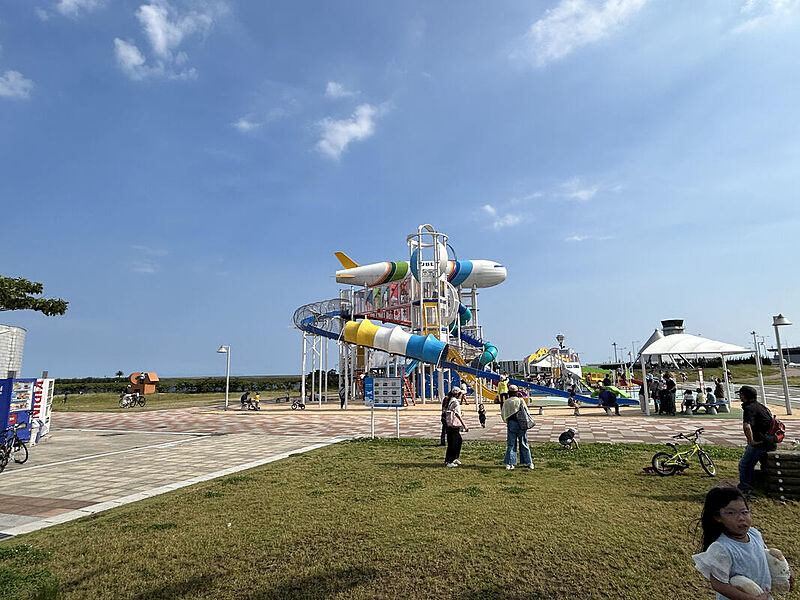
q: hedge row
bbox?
[54,373,339,395]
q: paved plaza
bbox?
[0,429,343,538]
[51,399,800,446]
[2,398,797,539]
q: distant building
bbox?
[0,325,26,378]
[767,346,800,364]
[496,359,527,375]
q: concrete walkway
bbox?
[0,429,344,538]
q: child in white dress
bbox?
[693,487,793,599]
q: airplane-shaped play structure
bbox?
[293,224,635,408]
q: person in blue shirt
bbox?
[598,387,620,416]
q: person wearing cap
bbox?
[737,385,777,492]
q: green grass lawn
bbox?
[51,392,287,413]
[3,439,799,599]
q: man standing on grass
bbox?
[737,385,777,493]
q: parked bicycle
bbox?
[291,399,306,410]
[0,423,29,473]
[119,392,146,408]
[651,427,716,477]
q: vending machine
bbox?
[0,377,55,445]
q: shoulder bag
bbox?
[515,401,535,430]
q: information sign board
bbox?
[364,377,404,407]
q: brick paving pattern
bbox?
[50,404,800,447]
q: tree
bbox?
[0,276,68,316]
[115,371,124,380]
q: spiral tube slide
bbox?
[343,318,449,365]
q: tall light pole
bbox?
[612,342,618,364]
[751,331,766,405]
[772,314,792,415]
[217,345,231,411]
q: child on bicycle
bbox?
[693,486,794,599]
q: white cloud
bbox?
[56,0,105,17]
[512,0,649,67]
[131,245,167,274]
[35,7,51,21]
[733,0,798,32]
[114,0,223,81]
[561,177,600,201]
[325,81,359,99]
[137,1,213,59]
[114,38,156,80]
[232,117,261,133]
[316,104,382,160]
[0,70,34,99]
[564,234,614,242]
[482,204,523,229]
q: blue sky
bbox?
[3,0,799,377]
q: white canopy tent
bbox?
[639,333,750,416]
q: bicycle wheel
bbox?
[137,397,146,407]
[0,452,7,473]
[291,403,297,410]
[12,440,28,464]
[699,450,717,477]
[119,398,125,407]
[652,452,677,476]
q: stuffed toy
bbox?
[730,548,791,596]
[730,574,763,596]
[767,548,792,594]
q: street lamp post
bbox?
[772,314,792,415]
[217,345,231,411]
[612,342,618,364]
[751,331,766,405]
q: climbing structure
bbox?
[293,224,625,407]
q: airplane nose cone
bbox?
[486,262,507,287]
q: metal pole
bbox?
[774,324,793,415]
[612,342,618,364]
[225,347,230,411]
[343,343,349,409]
[396,406,400,438]
[420,363,426,405]
[300,332,307,407]
[640,354,650,416]
[324,339,328,406]
[311,336,316,406]
[722,354,732,412]
[370,405,375,438]
[752,331,766,405]
[318,337,328,408]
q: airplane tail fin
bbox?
[334,252,359,269]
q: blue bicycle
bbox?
[0,424,28,473]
